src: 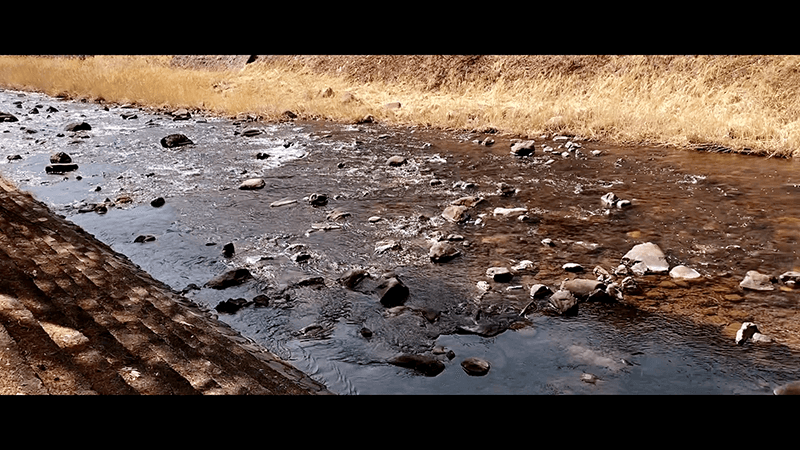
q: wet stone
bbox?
[215,298,252,314]
[205,268,253,289]
[0,112,19,122]
[65,122,91,132]
[45,164,78,174]
[134,235,156,243]
[461,357,490,376]
[388,354,445,377]
[150,197,165,207]
[160,133,193,148]
[49,152,72,164]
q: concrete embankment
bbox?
[0,175,331,395]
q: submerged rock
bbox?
[215,298,252,314]
[387,354,445,377]
[778,271,800,288]
[45,164,78,174]
[387,155,407,166]
[205,268,253,289]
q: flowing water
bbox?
[2,89,799,394]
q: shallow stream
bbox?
[2,89,798,394]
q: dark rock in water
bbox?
[241,128,262,137]
[377,276,409,307]
[120,112,138,120]
[461,357,490,376]
[547,290,579,316]
[46,106,58,113]
[160,133,193,148]
[29,107,39,114]
[65,122,91,132]
[222,243,235,258]
[339,268,369,289]
[45,164,78,174]
[180,283,201,294]
[252,294,271,307]
[295,276,325,287]
[150,197,165,207]
[308,193,328,206]
[562,263,584,273]
[429,241,461,263]
[133,235,156,243]
[256,152,270,160]
[7,154,22,161]
[0,112,19,122]
[205,268,253,289]
[215,298,252,314]
[529,284,553,298]
[387,354,445,377]
[50,151,72,164]
[360,327,373,338]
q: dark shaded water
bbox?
[2,89,799,394]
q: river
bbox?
[2,88,799,394]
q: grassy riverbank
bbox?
[1,55,799,157]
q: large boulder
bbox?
[560,278,605,300]
[622,242,669,275]
[160,133,193,148]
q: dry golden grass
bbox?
[1,55,799,157]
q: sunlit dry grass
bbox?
[1,55,799,157]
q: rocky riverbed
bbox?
[2,88,800,394]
